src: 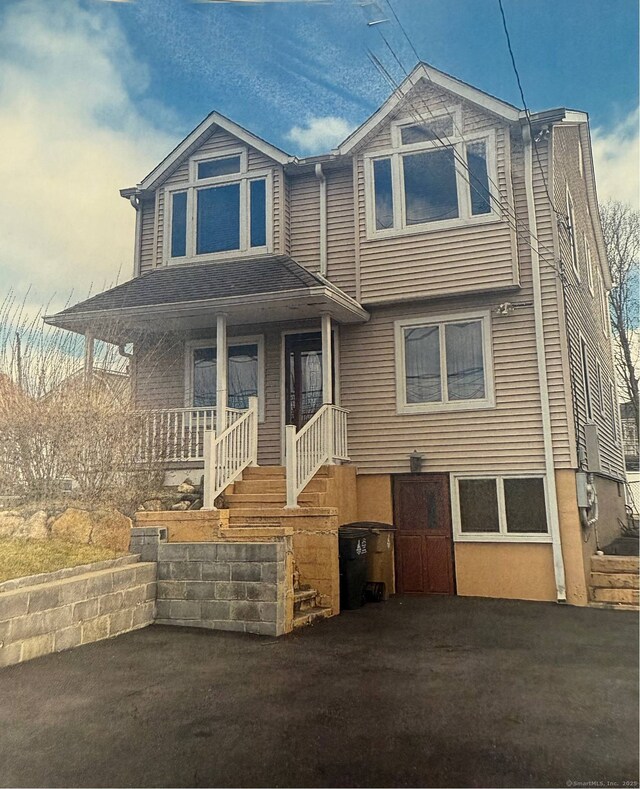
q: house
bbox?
[46,63,628,609]
[621,402,639,516]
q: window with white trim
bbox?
[597,269,610,337]
[366,113,498,237]
[453,474,550,542]
[580,337,593,420]
[395,312,494,413]
[566,189,580,279]
[185,337,265,419]
[166,149,270,262]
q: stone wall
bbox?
[0,556,156,668]
[129,524,294,637]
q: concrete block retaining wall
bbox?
[155,540,290,636]
[0,556,156,668]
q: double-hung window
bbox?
[395,311,494,413]
[166,149,270,262]
[452,474,550,542]
[185,337,265,419]
[366,112,498,237]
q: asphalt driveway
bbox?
[0,596,637,788]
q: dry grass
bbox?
[0,538,126,583]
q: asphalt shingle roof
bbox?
[54,256,325,317]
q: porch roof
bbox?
[44,255,369,342]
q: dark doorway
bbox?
[393,473,455,595]
[285,332,334,429]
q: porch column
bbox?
[321,313,333,405]
[83,331,94,393]
[216,313,228,435]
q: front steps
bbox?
[293,587,332,629]
[224,465,330,510]
[589,555,639,610]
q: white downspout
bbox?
[315,163,327,276]
[129,194,142,278]
[523,124,567,602]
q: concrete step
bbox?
[591,587,640,605]
[293,606,332,629]
[234,478,327,495]
[225,492,325,507]
[588,601,640,612]
[591,555,639,574]
[590,572,640,590]
[294,588,321,613]
[242,466,285,479]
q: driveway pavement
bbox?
[0,596,637,788]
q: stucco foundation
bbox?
[454,543,557,601]
[355,474,394,524]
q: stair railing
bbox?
[285,404,349,508]
[203,397,259,509]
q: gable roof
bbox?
[123,112,294,197]
[336,61,522,156]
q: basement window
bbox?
[453,475,550,542]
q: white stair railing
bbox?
[203,397,259,509]
[137,406,244,463]
[285,404,349,508]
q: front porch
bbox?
[45,255,369,510]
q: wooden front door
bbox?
[393,474,455,595]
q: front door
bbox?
[285,332,333,429]
[393,474,455,595]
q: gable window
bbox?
[366,113,497,237]
[186,337,265,419]
[166,149,271,263]
[395,311,494,413]
[453,474,550,542]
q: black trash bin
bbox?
[338,528,369,610]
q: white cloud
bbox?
[0,0,175,312]
[592,109,640,209]
[286,116,355,154]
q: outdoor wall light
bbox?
[409,451,424,474]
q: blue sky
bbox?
[0,0,637,310]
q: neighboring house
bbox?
[46,63,627,606]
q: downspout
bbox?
[523,124,567,602]
[315,163,327,276]
[129,194,142,278]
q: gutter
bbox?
[315,163,328,276]
[523,123,567,602]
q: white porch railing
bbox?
[203,397,259,509]
[285,404,349,508]
[137,406,245,463]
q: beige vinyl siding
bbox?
[289,172,320,271]
[339,297,546,474]
[139,196,156,275]
[354,83,519,304]
[140,126,283,268]
[552,125,624,478]
[326,166,357,297]
[510,131,575,469]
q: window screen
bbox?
[402,149,459,224]
[504,478,548,533]
[249,179,266,247]
[467,141,491,215]
[170,192,187,257]
[445,321,485,401]
[404,325,441,403]
[196,183,240,254]
[373,158,393,230]
[459,478,499,532]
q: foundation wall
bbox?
[355,474,394,524]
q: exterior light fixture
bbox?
[409,451,424,474]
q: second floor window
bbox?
[166,150,270,262]
[366,114,497,237]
